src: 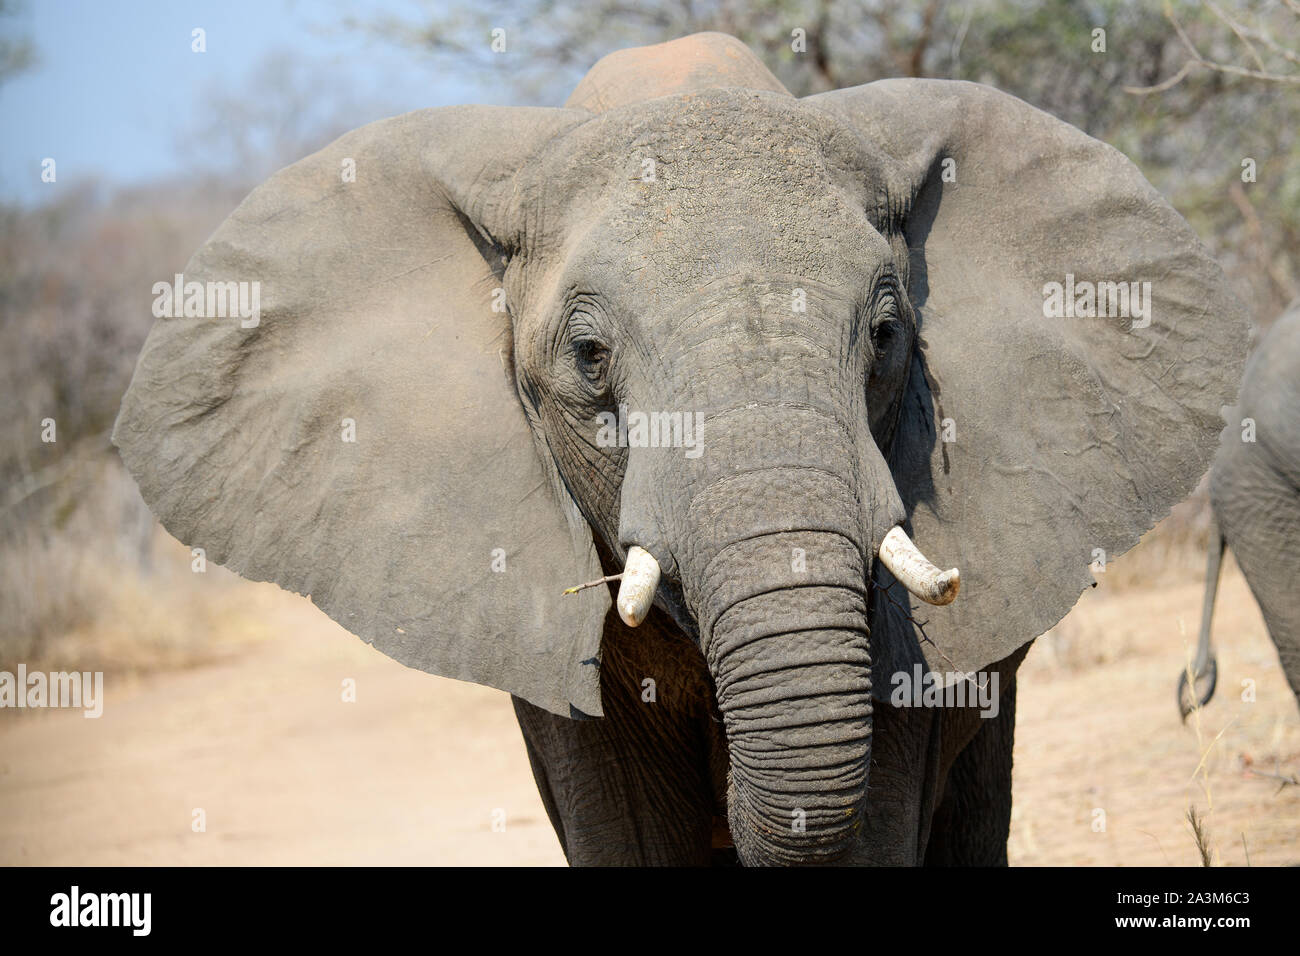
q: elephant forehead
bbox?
[585,198,887,293]
[523,90,897,295]
[572,89,871,191]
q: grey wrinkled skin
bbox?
[112,33,1248,865]
[1186,302,1300,717]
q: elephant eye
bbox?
[870,289,901,361]
[572,337,611,389]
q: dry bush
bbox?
[0,454,275,674]
[0,181,258,672]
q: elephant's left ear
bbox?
[114,106,613,718]
[809,80,1249,678]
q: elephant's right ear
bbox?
[113,106,613,718]
[808,80,1249,683]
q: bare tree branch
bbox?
[1125,58,1200,94]
[1126,0,1300,94]
[1207,0,1267,72]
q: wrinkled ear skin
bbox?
[809,80,1249,689]
[113,106,613,718]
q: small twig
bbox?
[1206,0,1267,73]
[1166,0,1204,61]
[562,573,622,595]
[1195,60,1300,83]
[1124,59,1200,95]
[1188,718,1235,786]
[1207,0,1299,68]
[1243,764,1300,794]
[871,577,959,672]
[1124,0,1300,94]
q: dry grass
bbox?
[1186,806,1215,866]
[1,456,276,676]
[1013,509,1300,866]
[1,182,253,675]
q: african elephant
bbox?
[1180,301,1300,718]
[114,33,1247,865]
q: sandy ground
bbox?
[2,557,1297,866]
[1009,556,1300,866]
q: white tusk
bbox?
[876,526,960,606]
[616,546,661,627]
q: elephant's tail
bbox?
[1179,517,1225,721]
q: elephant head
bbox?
[114,34,1247,865]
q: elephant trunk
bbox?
[694,526,873,866]
[614,305,906,864]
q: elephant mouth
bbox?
[585,526,960,864]
[611,525,959,632]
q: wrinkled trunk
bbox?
[698,526,872,865]
[615,296,903,865]
[655,428,884,864]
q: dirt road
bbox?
[3,559,1297,865]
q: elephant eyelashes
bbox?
[869,293,901,362]
[572,338,611,391]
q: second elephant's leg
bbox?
[1216,472,1300,706]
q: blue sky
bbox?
[0,0,479,204]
